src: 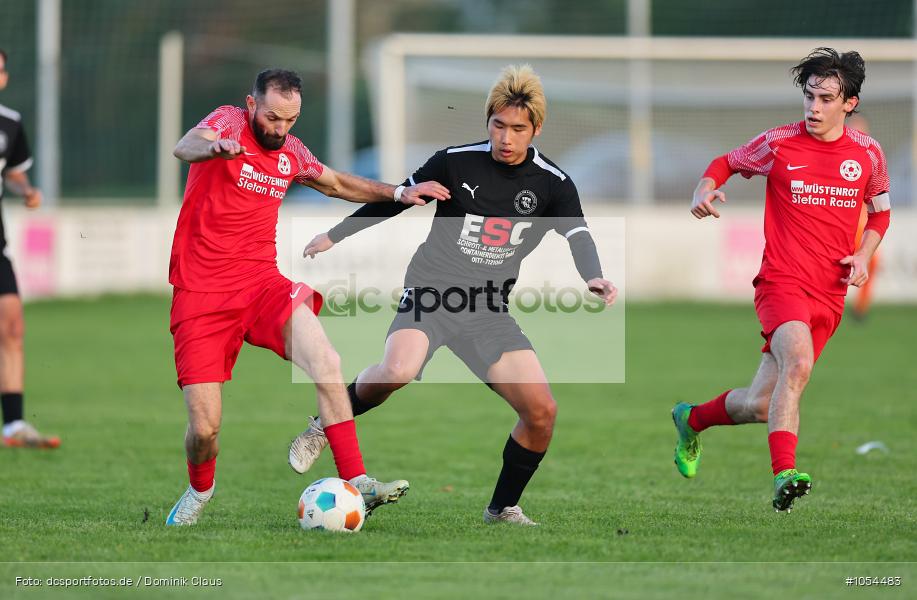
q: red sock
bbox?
[324,420,366,481]
[187,457,216,492]
[768,431,798,475]
[687,390,735,432]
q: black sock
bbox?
[488,435,546,513]
[347,381,378,417]
[1,392,24,425]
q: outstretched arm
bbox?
[303,201,414,258]
[692,128,783,219]
[303,150,451,259]
[690,176,727,219]
[173,127,246,163]
[302,176,450,259]
[301,166,448,206]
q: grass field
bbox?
[1,295,915,598]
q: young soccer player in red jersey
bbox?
[165,69,449,525]
[672,48,891,512]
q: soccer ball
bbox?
[297,477,365,532]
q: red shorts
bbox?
[170,272,323,388]
[753,281,842,362]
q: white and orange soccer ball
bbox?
[298,477,365,532]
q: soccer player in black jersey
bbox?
[0,49,59,449]
[289,65,617,525]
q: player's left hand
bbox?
[24,188,42,209]
[840,254,869,287]
[401,181,450,206]
[587,278,618,307]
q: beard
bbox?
[251,119,286,151]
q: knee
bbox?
[189,422,220,446]
[311,348,343,380]
[753,395,770,423]
[0,313,24,346]
[524,396,557,433]
[378,360,420,387]
[783,356,813,388]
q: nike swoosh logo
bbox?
[786,164,808,171]
[290,285,304,299]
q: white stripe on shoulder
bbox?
[7,158,33,173]
[564,226,589,238]
[868,192,890,212]
[846,126,880,150]
[532,148,567,181]
[0,104,22,122]
[447,142,491,154]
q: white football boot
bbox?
[349,474,410,515]
[165,483,214,526]
[483,505,538,526]
[288,416,328,474]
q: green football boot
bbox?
[772,469,812,512]
[672,402,701,478]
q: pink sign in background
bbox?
[722,219,765,294]
[19,219,56,297]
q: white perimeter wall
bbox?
[4,204,916,303]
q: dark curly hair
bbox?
[792,48,865,111]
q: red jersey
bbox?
[169,106,324,292]
[707,121,891,312]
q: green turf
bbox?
[1,295,915,598]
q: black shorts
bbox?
[0,254,19,296]
[387,287,534,382]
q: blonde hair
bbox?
[485,64,546,129]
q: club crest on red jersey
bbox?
[278,153,291,176]
[839,159,862,182]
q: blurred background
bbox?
[1,0,916,301]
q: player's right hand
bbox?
[691,189,727,219]
[209,139,246,160]
[401,181,451,206]
[303,233,334,259]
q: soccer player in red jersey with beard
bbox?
[165,69,449,525]
[671,48,891,512]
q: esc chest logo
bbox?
[278,152,291,176]
[840,159,861,182]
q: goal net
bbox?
[369,35,916,205]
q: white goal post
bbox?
[370,34,917,204]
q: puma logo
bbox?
[462,183,479,199]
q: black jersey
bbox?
[329,141,599,290]
[0,103,33,249]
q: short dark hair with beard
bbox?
[792,48,865,110]
[252,69,302,99]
